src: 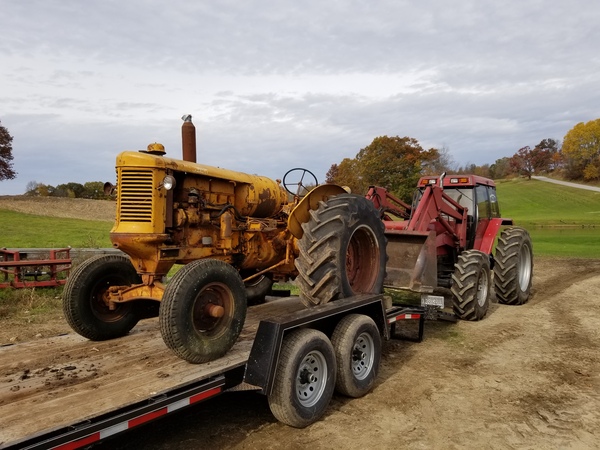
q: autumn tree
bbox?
[0,120,16,181]
[509,147,535,179]
[25,181,54,196]
[327,136,439,201]
[489,157,512,179]
[532,138,560,172]
[562,119,600,180]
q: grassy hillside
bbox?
[496,178,600,258]
[495,178,600,227]
[1,178,599,257]
[1,209,112,248]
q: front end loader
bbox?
[368,174,533,320]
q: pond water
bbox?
[526,226,600,258]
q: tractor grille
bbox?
[118,170,154,222]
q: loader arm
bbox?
[365,186,411,220]
[405,185,469,250]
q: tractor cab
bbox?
[413,174,502,249]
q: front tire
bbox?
[494,227,533,305]
[451,250,491,321]
[159,259,247,363]
[268,329,336,428]
[295,194,386,306]
[62,254,141,340]
[331,314,381,398]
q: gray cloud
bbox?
[1,0,599,194]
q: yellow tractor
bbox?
[63,116,386,363]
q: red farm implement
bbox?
[0,248,72,288]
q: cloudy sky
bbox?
[1,0,599,195]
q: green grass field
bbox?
[2,178,600,258]
[496,178,600,258]
[1,210,112,248]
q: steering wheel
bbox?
[282,168,319,198]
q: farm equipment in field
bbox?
[0,248,71,288]
[63,116,386,363]
[62,114,532,365]
[368,174,533,320]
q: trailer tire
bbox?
[494,227,533,305]
[331,314,381,398]
[295,194,386,306]
[62,254,141,340]
[159,259,247,364]
[268,329,336,428]
[451,250,491,321]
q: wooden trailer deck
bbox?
[0,297,306,447]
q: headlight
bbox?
[161,175,176,190]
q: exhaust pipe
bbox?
[181,114,197,163]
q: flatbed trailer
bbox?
[0,294,424,450]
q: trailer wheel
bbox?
[451,250,491,321]
[295,194,386,306]
[159,259,247,363]
[494,227,533,305]
[268,329,336,428]
[331,314,381,398]
[62,254,141,340]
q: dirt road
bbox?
[3,256,600,449]
[100,256,600,449]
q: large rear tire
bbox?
[295,194,386,306]
[62,254,141,340]
[494,227,533,305]
[268,329,336,428]
[331,314,381,398]
[159,259,247,363]
[451,250,491,321]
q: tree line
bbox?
[327,118,600,201]
[23,180,109,199]
[1,118,600,202]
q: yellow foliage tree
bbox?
[562,119,600,180]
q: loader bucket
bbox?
[384,230,437,293]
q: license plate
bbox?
[421,294,445,308]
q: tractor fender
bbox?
[475,218,514,255]
[287,184,348,239]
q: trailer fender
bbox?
[244,294,386,395]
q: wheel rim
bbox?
[352,331,375,381]
[295,350,328,407]
[346,225,381,293]
[476,268,489,307]
[91,275,133,322]
[191,282,233,337]
[518,243,532,292]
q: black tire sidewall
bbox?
[159,259,247,363]
[494,227,534,305]
[336,195,387,297]
[451,250,491,320]
[269,329,336,428]
[331,314,381,398]
[63,254,141,340]
[295,194,387,305]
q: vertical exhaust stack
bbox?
[181,114,197,163]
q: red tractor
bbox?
[366,173,533,320]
